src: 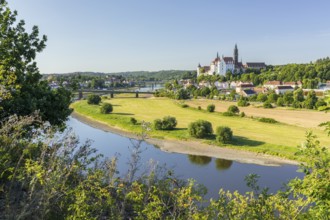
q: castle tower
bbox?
[197,63,201,76]
[234,44,238,68]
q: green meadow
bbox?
[71,97,330,160]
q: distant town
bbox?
[46,45,330,100]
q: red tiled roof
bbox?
[283,82,296,85]
[264,80,282,85]
[203,66,210,71]
[223,57,234,63]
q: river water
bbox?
[67,117,303,199]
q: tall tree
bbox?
[0,0,72,127]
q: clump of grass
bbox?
[222,112,235,117]
[258,117,278,124]
[130,117,137,125]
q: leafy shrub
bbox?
[188,120,213,138]
[257,93,268,102]
[197,106,202,110]
[292,100,302,108]
[237,98,249,107]
[227,105,240,114]
[181,104,189,108]
[87,94,101,105]
[240,112,246,117]
[258,117,278,124]
[318,106,330,111]
[175,88,190,100]
[100,103,113,114]
[248,94,257,102]
[207,104,215,112]
[267,93,278,103]
[315,99,327,108]
[154,119,163,130]
[216,126,233,143]
[277,97,285,107]
[154,116,177,130]
[263,101,273,108]
[130,117,137,125]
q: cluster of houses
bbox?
[179,79,330,97]
[197,44,266,76]
[48,76,134,90]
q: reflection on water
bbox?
[215,158,233,171]
[188,155,212,166]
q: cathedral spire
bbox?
[234,44,238,68]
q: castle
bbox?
[197,44,266,77]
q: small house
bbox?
[275,85,294,95]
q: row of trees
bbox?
[242,89,328,110]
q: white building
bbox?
[197,53,220,77]
[274,85,294,95]
[219,56,235,75]
[197,44,266,77]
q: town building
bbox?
[236,83,255,93]
[263,81,282,90]
[274,85,294,95]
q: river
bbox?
[67,116,303,199]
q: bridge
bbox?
[75,89,155,99]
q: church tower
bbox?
[234,44,238,68]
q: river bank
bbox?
[71,112,299,166]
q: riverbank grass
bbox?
[71,97,330,160]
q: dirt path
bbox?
[71,112,299,167]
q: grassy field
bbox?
[71,96,330,160]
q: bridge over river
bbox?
[75,89,155,99]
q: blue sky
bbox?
[7,0,330,73]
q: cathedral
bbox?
[197,44,266,77]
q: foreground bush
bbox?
[207,104,215,112]
[1,114,330,219]
[188,120,213,138]
[216,126,233,143]
[100,103,113,114]
[87,94,101,105]
[154,116,177,130]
